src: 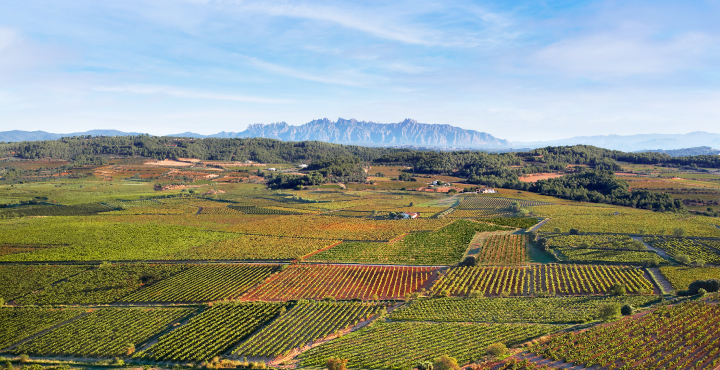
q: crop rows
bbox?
[166,235,340,261]
[308,220,507,265]
[0,307,84,348]
[14,307,194,357]
[16,264,189,305]
[659,266,720,291]
[477,235,527,264]
[431,265,653,296]
[556,249,666,265]
[0,264,89,301]
[199,206,243,215]
[644,237,720,263]
[483,217,540,229]
[299,322,563,369]
[137,302,284,362]
[457,197,551,210]
[229,215,452,241]
[242,264,436,301]
[391,296,659,324]
[530,301,720,369]
[228,205,304,215]
[546,235,642,250]
[119,264,277,303]
[233,301,387,358]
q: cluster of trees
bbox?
[529,170,682,211]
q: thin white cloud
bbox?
[94,85,293,104]
[534,29,716,77]
[242,56,366,86]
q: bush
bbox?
[486,342,508,357]
[672,228,687,237]
[553,228,562,233]
[569,228,579,235]
[608,283,626,296]
[326,358,348,370]
[676,254,692,265]
[469,290,484,298]
[597,303,621,320]
[433,355,460,370]
[698,288,707,297]
[679,279,720,296]
[417,361,434,370]
[459,256,477,267]
[621,304,634,316]
[695,259,706,267]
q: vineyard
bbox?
[476,235,528,264]
[165,235,340,260]
[232,301,388,359]
[307,220,508,265]
[528,301,720,369]
[545,234,643,249]
[644,236,720,264]
[14,307,195,357]
[556,248,667,265]
[0,307,84,348]
[15,264,189,305]
[390,296,659,324]
[137,302,284,362]
[430,264,653,296]
[659,266,720,291]
[299,322,563,369]
[2,155,720,369]
[0,264,89,301]
[118,264,278,303]
[242,264,437,301]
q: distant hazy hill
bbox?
[0,129,144,142]
[218,118,508,148]
[637,146,720,157]
[512,132,720,152]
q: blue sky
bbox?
[0,0,718,141]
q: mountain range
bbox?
[1,118,719,152]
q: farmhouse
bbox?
[401,212,419,219]
[480,188,498,194]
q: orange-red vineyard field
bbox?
[241,264,438,301]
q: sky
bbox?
[0,0,719,141]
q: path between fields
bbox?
[647,267,674,294]
[632,236,671,259]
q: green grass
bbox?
[0,307,84,348]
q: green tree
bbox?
[609,283,626,296]
[676,254,692,265]
[486,343,508,357]
[326,358,348,370]
[597,303,621,320]
[433,355,459,370]
[621,304,634,316]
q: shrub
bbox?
[621,304,634,316]
[680,279,720,296]
[417,361,434,370]
[597,303,621,321]
[698,288,707,297]
[672,228,687,237]
[676,254,692,265]
[459,256,477,267]
[433,355,460,370]
[569,228,579,235]
[553,228,562,233]
[486,343,508,357]
[469,290,484,298]
[695,259,706,268]
[608,283,626,296]
[326,358,348,370]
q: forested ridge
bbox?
[2,136,717,211]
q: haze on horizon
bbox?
[1,0,719,142]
